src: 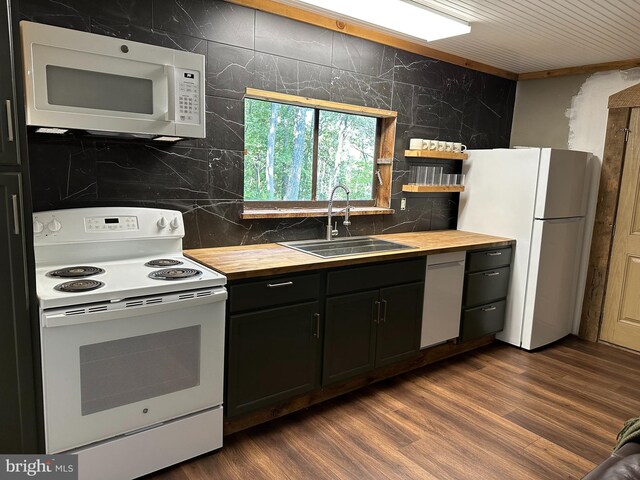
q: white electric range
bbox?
[33,207,226,480]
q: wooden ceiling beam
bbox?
[518,58,640,81]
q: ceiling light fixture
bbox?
[286,0,470,42]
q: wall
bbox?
[18,0,515,249]
[510,74,588,149]
[511,68,640,335]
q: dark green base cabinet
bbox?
[226,273,322,418]
[323,290,378,384]
[323,258,425,386]
[460,247,512,342]
[225,258,426,418]
[227,301,321,417]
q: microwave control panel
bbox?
[176,69,201,124]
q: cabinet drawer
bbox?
[464,266,510,307]
[466,247,512,273]
[327,257,425,296]
[460,300,506,342]
[230,273,320,313]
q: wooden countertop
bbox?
[185,230,514,281]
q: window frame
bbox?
[242,88,396,219]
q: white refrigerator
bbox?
[457,147,590,350]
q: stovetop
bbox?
[33,207,227,310]
[36,254,226,309]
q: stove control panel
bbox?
[85,216,139,232]
[33,207,185,245]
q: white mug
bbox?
[409,138,424,150]
[437,141,446,152]
[453,142,467,153]
[424,139,437,151]
[445,142,454,152]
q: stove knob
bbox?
[170,217,180,230]
[48,219,62,232]
[157,216,168,229]
[33,220,44,234]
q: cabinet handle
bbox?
[374,300,381,323]
[314,313,320,339]
[267,281,293,288]
[486,251,502,256]
[380,299,387,323]
[11,194,20,235]
[483,271,500,277]
[5,100,14,142]
[482,306,496,312]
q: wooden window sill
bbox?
[241,206,395,219]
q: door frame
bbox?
[579,83,640,341]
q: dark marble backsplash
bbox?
[19,0,516,249]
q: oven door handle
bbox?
[42,287,227,328]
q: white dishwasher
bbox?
[421,251,466,348]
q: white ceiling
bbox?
[411,0,640,74]
[279,0,640,74]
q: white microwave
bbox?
[20,21,205,140]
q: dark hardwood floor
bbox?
[148,336,640,479]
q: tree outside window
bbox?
[244,98,378,205]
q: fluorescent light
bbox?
[289,0,470,42]
[35,127,68,134]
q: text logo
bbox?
[0,455,77,480]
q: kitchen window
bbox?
[241,89,396,219]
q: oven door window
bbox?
[46,66,154,114]
[79,326,200,416]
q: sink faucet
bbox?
[326,184,351,240]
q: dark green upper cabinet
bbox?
[0,3,18,165]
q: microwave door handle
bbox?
[164,65,176,122]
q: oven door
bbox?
[40,287,226,454]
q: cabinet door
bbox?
[0,4,18,165]
[376,282,423,367]
[323,290,379,385]
[227,301,320,417]
[0,173,33,452]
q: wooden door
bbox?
[601,108,640,350]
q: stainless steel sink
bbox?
[279,237,416,258]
